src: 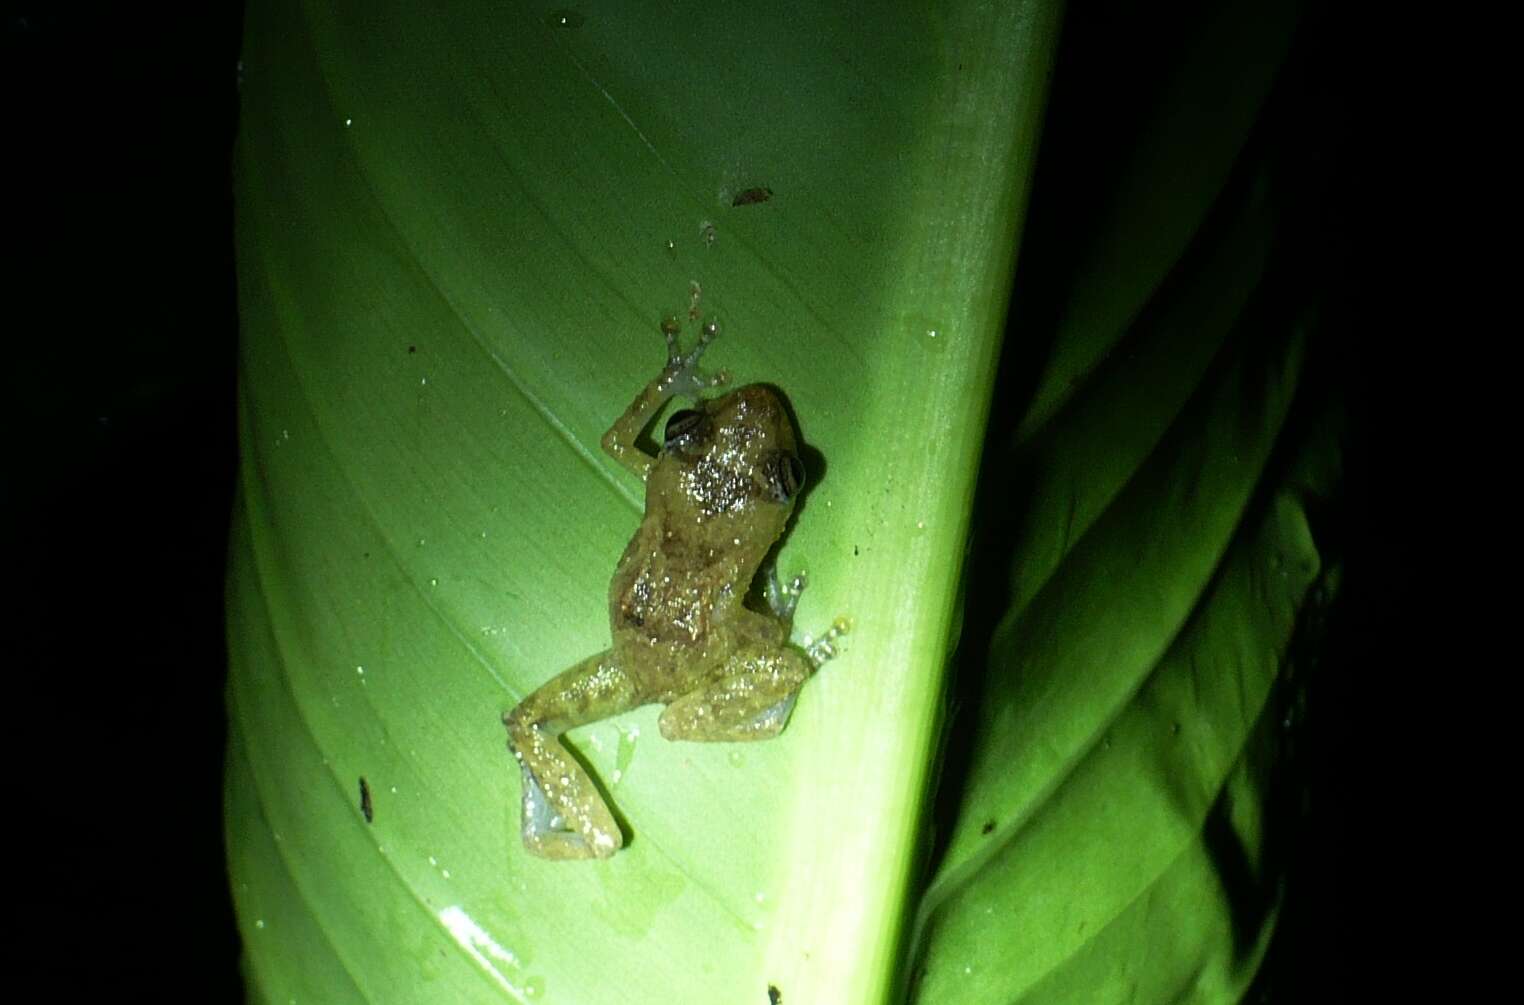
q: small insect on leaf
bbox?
[359,777,373,823]
[732,186,773,206]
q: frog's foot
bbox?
[800,616,851,670]
[517,764,619,861]
[508,741,622,860]
[658,317,730,399]
[764,567,808,623]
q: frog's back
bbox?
[607,507,735,647]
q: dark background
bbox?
[6,1,1349,1000]
[8,4,246,998]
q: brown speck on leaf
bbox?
[360,777,374,823]
[981,819,995,835]
[732,186,773,206]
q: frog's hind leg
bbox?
[658,643,812,742]
[503,652,637,860]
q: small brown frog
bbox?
[503,318,832,860]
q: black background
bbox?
[8,4,245,999]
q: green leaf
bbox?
[228,0,1060,1002]
[227,0,1339,1001]
[902,0,1337,997]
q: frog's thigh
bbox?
[658,644,810,742]
[503,652,637,860]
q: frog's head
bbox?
[658,383,805,532]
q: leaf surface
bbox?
[228,1,1062,1002]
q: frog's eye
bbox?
[766,452,806,503]
[663,408,709,451]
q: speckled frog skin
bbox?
[503,321,816,860]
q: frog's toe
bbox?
[803,616,851,669]
[765,568,808,619]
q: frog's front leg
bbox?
[599,319,728,480]
[502,652,638,860]
[658,641,813,742]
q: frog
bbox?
[502,316,834,860]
